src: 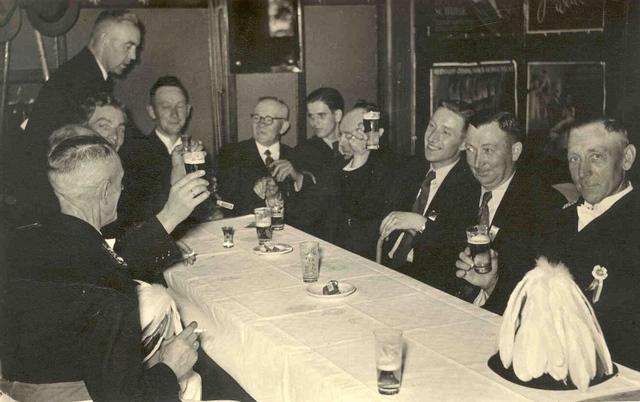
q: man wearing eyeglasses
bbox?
[218,97,323,233]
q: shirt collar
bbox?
[430,157,460,184]
[481,170,516,206]
[255,141,280,161]
[322,137,337,149]
[91,52,109,81]
[583,182,633,213]
[155,130,182,155]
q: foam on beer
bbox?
[468,233,490,245]
[184,151,205,164]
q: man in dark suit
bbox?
[218,97,322,233]
[295,87,347,176]
[118,76,193,226]
[118,76,219,234]
[3,134,205,402]
[455,111,565,313]
[379,100,477,294]
[15,9,142,226]
[459,117,640,369]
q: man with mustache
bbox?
[16,9,142,226]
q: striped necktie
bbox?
[392,170,436,263]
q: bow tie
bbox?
[576,202,600,231]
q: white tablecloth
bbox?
[165,216,640,402]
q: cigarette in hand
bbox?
[193,328,206,334]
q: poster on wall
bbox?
[429,61,517,116]
[431,0,521,35]
[229,0,302,73]
[526,62,605,153]
[526,0,605,33]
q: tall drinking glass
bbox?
[299,241,319,282]
[374,328,404,395]
[466,224,491,274]
[254,207,272,245]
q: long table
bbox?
[165,215,640,402]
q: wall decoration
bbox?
[431,0,521,35]
[526,61,605,155]
[526,0,605,33]
[429,61,517,115]
[228,0,302,73]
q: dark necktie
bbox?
[264,149,274,167]
[331,141,339,158]
[478,191,493,227]
[392,170,436,263]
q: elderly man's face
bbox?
[149,86,190,137]
[307,100,341,139]
[88,105,126,151]
[465,122,521,190]
[568,122,634,204]
[424,107,466,169]
[252,99,289,147]
[339,108,368,156]
[102,21,140,75]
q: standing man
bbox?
[456,111,565,313]
[218,97,323,233]
[457,117,640,369]
[296,87,346,176]
[17,9,141,225]
[379,100,477,293]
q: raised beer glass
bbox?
[466,224,491,274]
[254,207,272,245]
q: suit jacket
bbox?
[540,190,640,370]
[118,130,174,230]
[383,157,478,294]
[295,135,346,177]
[332,152,396,260]
[218,139,326,234]
[16,47,113,225]
[3,213,181,402]
[477,169,566,314]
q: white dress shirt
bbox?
[473,171,516,307]
[255,141,281,163]
[577,183,633,232]
[479,171,516,226]
[389,158,461,262]
[155,130,182,155]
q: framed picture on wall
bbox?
[228,0,303,74]
[429,60,517,116]
[525,0,605,33]
[429,0,522,35]
[526,61,605,154]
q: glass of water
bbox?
[374,328,404,395]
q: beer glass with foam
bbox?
[466,224,491,274]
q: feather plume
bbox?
[498,257,613,391]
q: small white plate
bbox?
[252,243,293,255]
[306,282,357,299]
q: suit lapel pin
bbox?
[586,265,608,303]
